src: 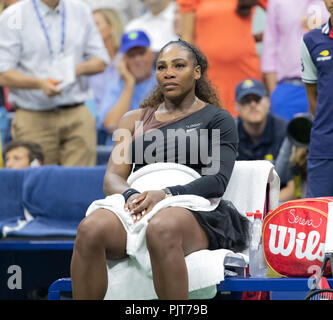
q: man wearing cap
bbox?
[235,79,287,162]
[99,30,156,146]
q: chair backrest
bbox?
[22,165,107,223]
[128,162,200,191]
[1,166,107,237]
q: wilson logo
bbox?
[267,224,325,262]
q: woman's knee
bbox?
[146,209,181,253]
[74,211,109,253]
[75,209,127,259]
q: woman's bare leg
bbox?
[146,207,209,299]
[70,209,127,300]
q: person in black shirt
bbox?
[235,79,287,163]
[71,40,248,300]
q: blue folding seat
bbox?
[4,165,106,237]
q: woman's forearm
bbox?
[103,172,131,196]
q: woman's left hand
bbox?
[130,190,166,223]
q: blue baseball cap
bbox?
[235,79,267,103]
[120,30,151,53]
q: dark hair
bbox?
[140,39,222,109]
[236,0,258,17]
[4,140,44,164]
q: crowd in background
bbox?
[0,0,331,202]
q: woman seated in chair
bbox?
[70,40,249,300]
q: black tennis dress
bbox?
[131,104,249,252]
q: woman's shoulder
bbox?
[204,104,235,122]
[117,109,143,132]
[117,106,159,131]
[203,105,237,139]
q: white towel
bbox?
[103,249,231,300]
[86,193,221,276]
[222,160,280,219]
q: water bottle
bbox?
[249,210,267,278]
[246,212,253,247]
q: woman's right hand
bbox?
[124,193,142,214]
[125,192,148,223]
[129,190,166,223]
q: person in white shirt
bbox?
[0,0,110,166]
[125,0,178,53]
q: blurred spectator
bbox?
[0,0,19,114]
[125,0,178,53]
[235,79,287,162]
[2,86,13,112]
[301,0,333,197]
[0,87,7,147]
[261,0,329,121]
[0,0,110,166]
[178,0,267,117]
[4,139,44,169]
[173,1,182,38]
[89,8,124,123]
[278,140,308,202]
[276,113,313,201]
[0,0,19,10]
[0,134,2,168]
[252,5,266,56]
[0,87,4,107]
[99,30,156,146]
[79,0,144,25]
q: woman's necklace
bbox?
[157,97,201,120]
